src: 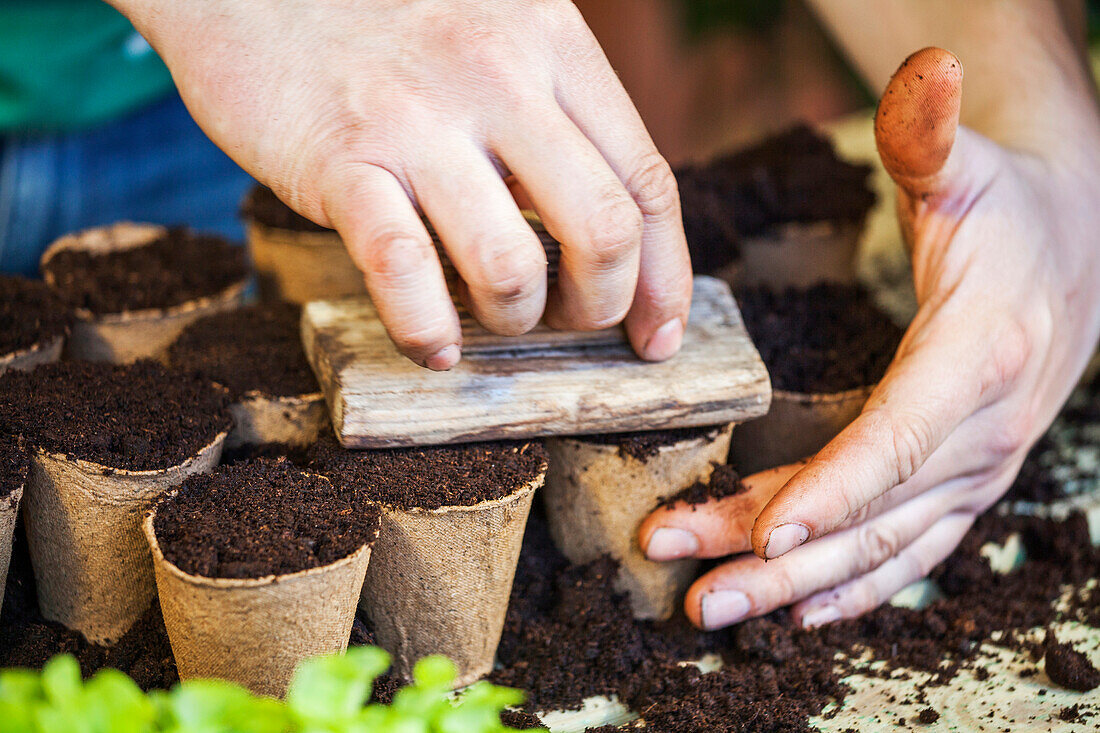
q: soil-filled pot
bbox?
[730,284,902,473]
[0,361,232,643]
[167,303,327,449]
[242,186,365,304]
[0,275,71,374]
[0,437,28,612]
[144,460,380,697]
[543,424,735,621]
[311,436,548,686]
[40,223,248,363]
[677,124,875,291]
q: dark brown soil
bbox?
[677,124,875,276]
[0,435,27,501]
[737,283,904,393]
[917,708,940,724]
[41,227,248,314]
[581,425,722,463]
[0,360,231,470]
[0,275,71,355]
[0,520,178,690]
[309,431,548,510]
[1044,633,1100,691]
[167,303,318,400]
[656,464,747,509]
[241,185,331,233]
[152,458,381,579]
[499,710,548,730]
[220,441,313,467]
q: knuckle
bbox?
[985,409,1034,462]
[363,230,434,285]
[889,411,936,485]
[979,317,1033,399]
[623,153,680,219]
[584,193,643,269]
[855,523,904,575]
[476,240,545,305]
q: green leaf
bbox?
[287,646,390,725]
[410,657,455,692]
[40,655,82,705]
[164,679,289,733]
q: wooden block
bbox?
[302,276,771,448]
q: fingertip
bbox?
[640,317,684,362]
[424,344,461,371]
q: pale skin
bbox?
[107,1,1100,628]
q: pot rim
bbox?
[772,384,876,405]
[237,389,325,406]
[382,463,546,516]
[555,422,735,456]
[0,333,66,368]
[32,429,230,478]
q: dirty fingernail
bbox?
[645,527,699,561]
[425,344,460,371]
[801,605,842,629]
[764,523,810,559]
[643,318,683,361]
[701,590,752,630]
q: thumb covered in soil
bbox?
[874,47,963,197]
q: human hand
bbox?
[112,0,692,369]
[639,47,1100,630]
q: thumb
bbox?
[874,47,964,197]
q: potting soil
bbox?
[309,432,548,510]
[0,437,27,500]
[737,283,904,394]
[41,227,247,314]
[0,275,71,356]
[0,360,231,470]
[581,425,722,463]
[153,458,381,579]
[167,303,318,400]
[1045,633,1100,692]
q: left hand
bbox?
[638,47,1100,630]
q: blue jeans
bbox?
[0,93,253,276]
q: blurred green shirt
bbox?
[0,1,174,132]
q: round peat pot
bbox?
[0,485,23,613]
[0,334,64,374]
[734,220,861,289]
[247,223,366,304]
[225,391,328,450]
[543,424,735,621]
[40,223,248,363]
[360,470,544,687]
[143,508,376,699]
[729,386,872,474]
[21,431,228,644]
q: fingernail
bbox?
[801,605,842,629]
[764,523,810,559]
[425,344,460,371]
[700,590,752,630]
[642,319,683,361]
[645,527,699,561]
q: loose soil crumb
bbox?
[917,708,940,724]
[167,303,318,400]
[309,431,548,510]
[0,275,71,355]
[656,464,747,509]
[241,184,331,233]
[153,458,381,579]
[0,435,27,501]
[1044,633,1100,692]
[737,283,904,393]
[0,360,230,470]
[498,710,548,730]
[676,124,875,275]
[581,425,721,463]
[41,227,247,314]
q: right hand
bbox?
[116,0,693,369]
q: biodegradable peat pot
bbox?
[246,223,365,305]
[225,392,327,449]
[143,462,380,697]
[23,434,227,644]
[543,424,735,621]
[0,335,64,374]
[362,473,543,687]
[728,386,872,474]
[733,220,862,289]
[0,274,71,374]
[40,223,248,363]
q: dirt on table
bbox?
[152,458,381,579]
[241,185,331,233]
[737,283,904,394]
[309,431,548,510]
[167,302,318,400]
[677,124,876,276]
[0,360,231,470]
[41,227,248,314]
[0,275,71,356]
[1045,632,1100,692]
[580,425,722,463]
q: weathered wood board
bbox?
[301,276,771,448]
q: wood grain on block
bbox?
[301,276,771,448]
